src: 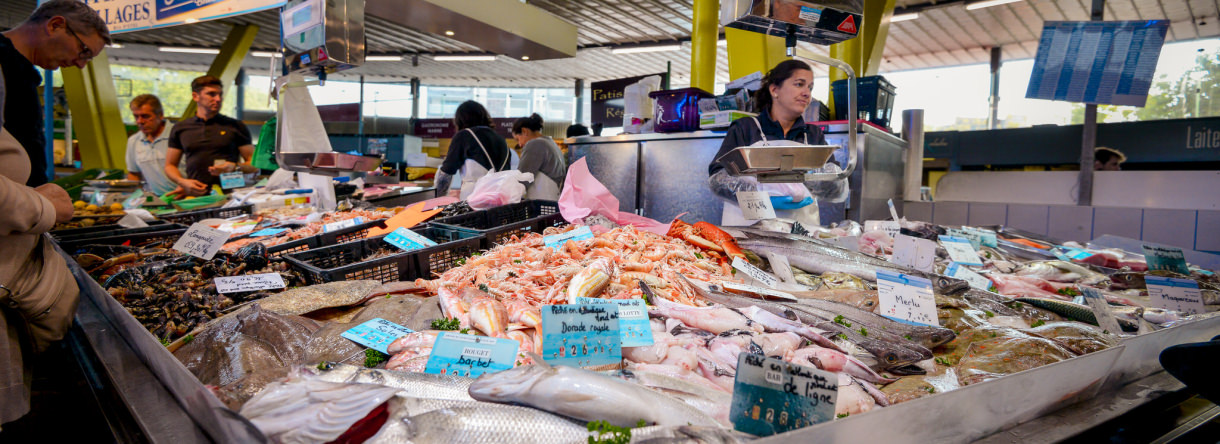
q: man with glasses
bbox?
[0,0,110,186]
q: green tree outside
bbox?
[1070,48,1220,124]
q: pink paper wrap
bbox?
[558,157,672,235]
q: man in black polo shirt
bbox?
[166,75,255,196]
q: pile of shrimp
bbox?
[416,224,736,308]
[221,208,399,252]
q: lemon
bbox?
[73,200,87,209]
[85,204,101,213]
[109,203,124,211]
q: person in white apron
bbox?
[512,113,567,201]
[707,59,832,227]
[434,101,513,198]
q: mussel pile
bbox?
[75,243,307,343]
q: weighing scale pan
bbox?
[278,152,382,177]
[715,143,838,182]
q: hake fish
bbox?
[793,298,957,349]
[307,362,474,401]
[369,404,590,444]
[468,358,721,428]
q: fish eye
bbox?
[885,354,897,363]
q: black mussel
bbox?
[235,242,269,270]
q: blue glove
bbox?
[770,195,813,210]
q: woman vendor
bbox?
[511,113,567,201]
[434,101,516,198]
[707,59,838,227]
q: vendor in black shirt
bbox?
[166,75,255,196]
[434,100,515,198]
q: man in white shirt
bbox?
[125,94,177,195]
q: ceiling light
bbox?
[159,46,219,54]
[367,55,404,61]
[434,54,497,61]
[185,18,199,23]
[717,39,727,46]
[611,44,682,54]
[891,12,919,22]
[521,55,530,60]
[445,30,455,36]
[251,51,281,58]
[109,43,123,49]
[966,0,1023,10]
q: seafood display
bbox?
[58,201,1220,443]
[75,242,307,342]
[222,207,398,252]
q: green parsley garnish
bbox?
[858,327,868,337]
[514,259,523,263]
[431,317,461,331]
[587,419,645,444]
[833,315,852,327]
[922,386,936,394]
[478,283,490,292]
[934,357,952,366]
[904,334,913,340]
[182,334,194,344]
[1056,287,1080,297]
[364,349,389,367]
[983,310,995,318]
[695,252,703,259]
[1031,319,1046,328]
[836,413,849,419]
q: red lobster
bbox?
[668,220,745,260]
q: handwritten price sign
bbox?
[736,191,776,220]
[172,223,230,260]
[730,353,838,436]
[876,270,939,326]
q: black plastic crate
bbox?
[411,224,484,280]
[831,75,896,128]
[58,228,187,256]
[254,219,389,257]
[51,221,175,240]
[432,200,564,248]
[160,204,254,225]
[284,224,484,284]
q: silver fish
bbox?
[793,298,956,349]
[307,362,474,400]
[468,359,721,428]
[369,404,590,444]
[1013,261,1111,287]
[631,425,751,444]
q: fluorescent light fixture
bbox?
[611,44,682,54]
[891,12,919,22]
[185,18,199,23]
[521,55,530,60]
[366,55,404,61]
[159,46,219,54]
[251,51,281,58]
[433,54,497,61]
[966,0,1022,10]
[717,39,727,46]
[444,30,455,36]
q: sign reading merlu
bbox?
[1026,20,1171,106]
[590,73,670,128]
[62,0,286,34]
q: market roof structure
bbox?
[2,0,1217,86]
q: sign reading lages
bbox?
[65,0,285,34]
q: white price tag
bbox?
[732,256,779,288]
[876,270,939,326]
[323,217,364,233]
[945,262,994,291]
[117,213,148,228]
[172,223,230,260]
[887,198,900,222]
[216,221,257,234]
[719,281,798,302]
[1145,276,1206,315]
[214,272,287,293]
[827,235,859,251]
[890,234,938,273]
[1080,287,1124,335]
[736,191,776,220]
[939,235,983,266]
[864,220,901,238]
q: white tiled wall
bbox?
[906,201,1220,253]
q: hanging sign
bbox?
[61,0,287,34]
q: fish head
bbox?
[933,276,969,295]
[925,329,957,348]
[467,362,553,402]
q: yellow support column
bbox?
[61,52,128,169]
[828,0,896,116]
[181,24,259,120]
[690,0,719,92]
[725,27,791,81]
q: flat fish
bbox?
[174,304,319,387]
[240,376,400,443]
[257,280,383,316]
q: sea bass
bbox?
[369,404,589,444]
[468,359,720,428]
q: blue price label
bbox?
[573,297,653,347]
[540,304,622,368]
[219,172,244,189]
[543,226,594,251]
[249,228,289,237]
[1142,245,1190,275]
[340,318,415,354]
[383,227,439,252]
[730,353,837,436]
[424,332,519,378]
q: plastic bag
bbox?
[466,170,534,210]
[558,157,670,236]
